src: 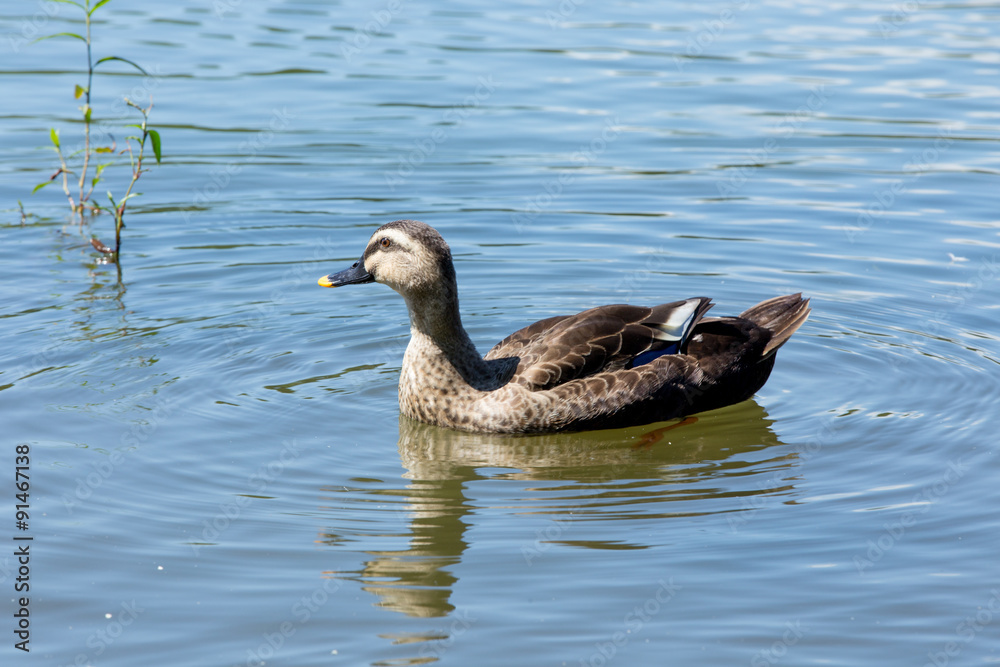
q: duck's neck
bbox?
[402,283,491,386]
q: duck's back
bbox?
[486,299,713,390]
[477,294,809,432]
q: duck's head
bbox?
[318,220,457,298]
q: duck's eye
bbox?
[379,237,391,249]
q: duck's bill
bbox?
[318,260,374,288]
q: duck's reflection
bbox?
[352,473,468,618]
[332,400,799,619]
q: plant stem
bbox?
[78,5,94,221]
[55,145,76,213]
[112,101,151,260]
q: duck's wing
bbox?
[485,314,571,360]
[486,298,712,391]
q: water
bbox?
[2,1,999,665]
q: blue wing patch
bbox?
[630,342,681,366]
[629,298,702,367]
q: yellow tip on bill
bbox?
[318,275,335,287]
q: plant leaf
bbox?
[32,181,52,194]
[33,32,87,44]
[148,129,162,164]
[90,237,114,254]
[74,84,85,99]
[83,106,92,123]
[49,128,60,149]
[94,55,149,76]
[49,0,86,8]
[88,0,114,16]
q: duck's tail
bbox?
[740,293,811,358]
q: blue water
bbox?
[2,1,1000,665]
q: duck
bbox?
[318,220,810,434]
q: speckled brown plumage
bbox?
[319,220,811,434]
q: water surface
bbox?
[2,1,999,665]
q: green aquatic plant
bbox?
[31,0,161,264]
